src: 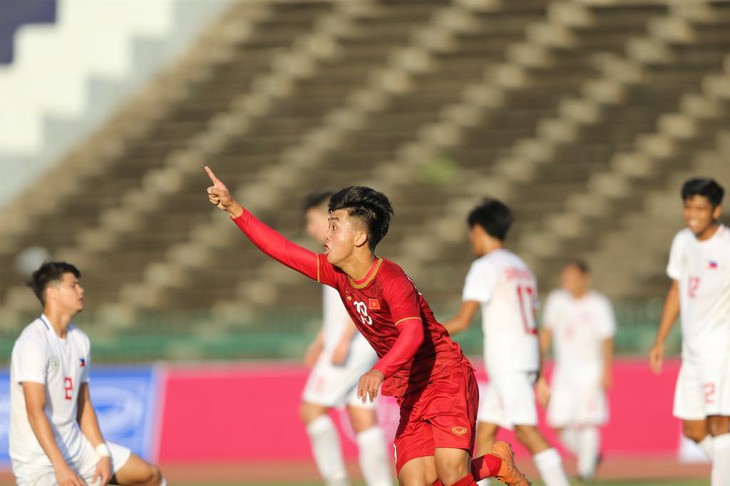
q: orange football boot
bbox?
[490,441,531,486]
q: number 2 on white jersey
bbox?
[64,377,73,400]
[516,285,538,335]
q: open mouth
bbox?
[688,220,702,231]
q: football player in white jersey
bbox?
[650,178,730,485]
[10,261,165,486]
[540,260,615,481]
[299,192,392,486]
[444,199,569,486]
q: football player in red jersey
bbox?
[205,167,529,486]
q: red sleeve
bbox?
[372,318,424,378]
[371,273,425,378]
[384,275,422,326]
[232,210,334,284]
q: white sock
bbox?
[559,427,579,455]
[476,479,490,486]
[576,426,600,480]
[711,433,730,486]
[699,435,714,460]
[533,448,570,486]
[160,480,167,486]
[306,415,350,486]
[356,426,392,486]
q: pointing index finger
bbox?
[204,165,222,186]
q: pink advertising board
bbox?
[156,358,683,464]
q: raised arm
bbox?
[206,166,323,282]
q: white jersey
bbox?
[303,286,377,408]
[462,248,539,374]
[542,290,616,382]
[322,285,354,353]
[667,225,730,358]
[322,286,375,359]
[10,316,91,466]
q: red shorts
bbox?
[393,363,479,473]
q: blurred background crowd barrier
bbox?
[0,359,699,467]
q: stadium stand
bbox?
[0,0,57,65]
[0,0,728,360]
[0,0,233,207]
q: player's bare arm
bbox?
[331,319,358,366]
[535,327,551,409]
[304,329,324,368]
[650,279,680,374]
[357,369,385,404]
[602,337,614,390]
[22,382,85,486]
[204,166,326,283]
[77,383,112,485]
[205,166,243,218]
[536,327,553,408]
[360,318,425,404]
[443,300,480,335]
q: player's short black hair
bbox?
[302,190,334,213]
[681,178,724,208]
[565,259,590,274]
[27,261,80,305]
[467,198,514,241]
[329,186,394,251]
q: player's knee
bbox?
[682,422,709,443]
[476,423,497,444]
[684,430,708,443]
[299,402,310,423]
[146,464,163,486]
[707,417,730,437]
[299,402,322,424]
[513,425,534,444]
[514,425,548,453]
[347,406,376,432]
[434,455,470,485]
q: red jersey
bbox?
[233,210,470,397]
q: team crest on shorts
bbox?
[451,426,467,436]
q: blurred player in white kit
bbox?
[540,260,615,482]
[444,198,569,486]
[300,191,392,486]
[650,177,730,485]
[9,261,164,486]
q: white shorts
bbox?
[674,354,730,420]
[547,377,608,427]
[478,371,538,429]
[13,440,131,486]
[302,343,377,409]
